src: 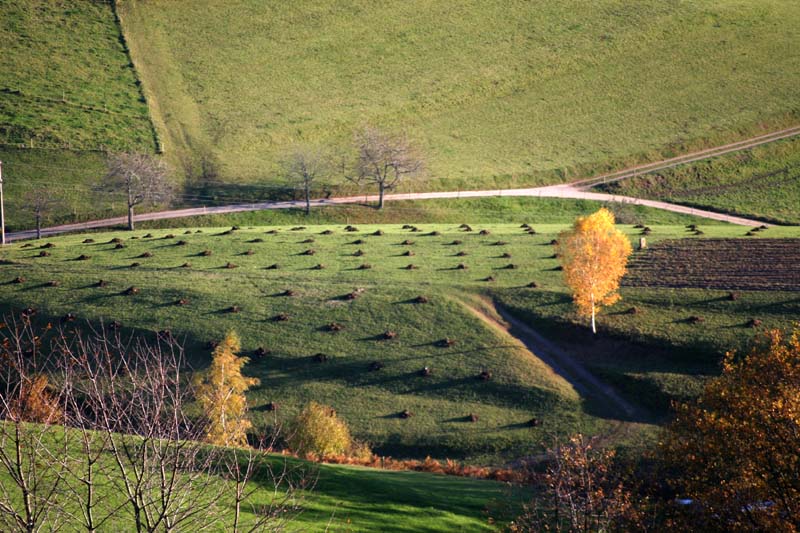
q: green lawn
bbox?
[0,425,518,532]
[597,137,800,225]
[2,223,798,461]
[119,0,800,188]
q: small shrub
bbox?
[401,240,415,245]
[687,315,704,324]
[109,321,122,331]
[138,252,153,258]
[254,347,270,358]
[312,263,325,270]
[550,239,559,245]
[273,312,290,321]
[287,402,352,457]
[428,231,441,236]
[344,225,358,232]
[382,331,398,340]
[46,280,59,287]
[301,238,315,243]
[405,264,418,270]
[176,298,189,306]
[227,305,241,314]
[76,254,91,261]
[438,338,456,348]
[520,223,530,229]
[527,281,538,288]
[266,263,279,269]
[493,240,507,246]
[352,239,366,245]
[264,401,278,411]
[456,263,468,270]
[282,289,296,297]
[176,240,188,246]
[265,229,278,234]
[626,306,640,315]
[180,262,191,268]
[478,370,492,381]
[95,280,108,288]
[200,250,213,256]
[143,233,153,238]
[184,230,193,235]
[747,318,763,328]
[372,230,384,236]
[358,263,372,270]
[505,263,518,269]
[419,366,432,377]
[12,276,25,284]
[123,286,140,296]
[242,249,254,256]
[399,410,413,419]
[301,249,316,256]
[129,262,140,268]
[37,251,50,257]
[727,292,738,301]
[225,262,238,269]
[327,322,344,332]
[114,243,125,249]
[291,226,306,231]
[320,230,334,235]
[403,250,415,257]
[313,353,329,363]
[484,276,495,282]
[461,225,473,232]
[479,229,490,235]
[369,361,384,371]
[109,238,123,244]
[249,238,265,243]
[353,249,365,257]
[468,413,479,423]
[163,234,175,239]
[501,252,512,258]
[82,238,95,244]
[456,251,467,256]
[413,295,429,304]
[527,417,542,427]
[61,313,76,323]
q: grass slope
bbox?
[3,223,799,460]
[120,0,800,187]
[597,137,800,225]
[0,426,517,532]
[0,0,154,150]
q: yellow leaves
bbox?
[556,208,632,332]
[287,401,353,457]
[195,330,259,447]
[10,374,62,424]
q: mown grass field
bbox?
[120,0,800,188]
[2,222,798,463]
[598,137,800,225]
[0,425,518,532]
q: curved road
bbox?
[10,126,798,241]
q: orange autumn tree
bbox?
[662,328,800,532]
[557,208,632,334]
[10,374,62,424]
[195,331,259,447]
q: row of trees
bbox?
[0,317,309,532]
[21,125,424,234]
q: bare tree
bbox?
[0,315,308,532]
[280,144,331,215]
[23,188,58,240]
[0,313,70,532]
[347,126,423,209]
[103,152,173,230]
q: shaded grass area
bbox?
[597,137,800,225]
[120,0,800,187]
[0,425,518,532]
[0,0,154,151]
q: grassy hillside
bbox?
[0,0,155,150]
[2,223,799,461]
[0,0,159,230]
[597,137,800,225]
[120,0,800,188]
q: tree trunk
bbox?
[590,293,597,335]
[378,182,385,209]
[304,184,311,215]
[35,214,41,240]
[128,205,135,231]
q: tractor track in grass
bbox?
[459,296,640,421]
[8,126,798,241]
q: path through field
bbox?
[461,296,639,421]
[9,126,798,240]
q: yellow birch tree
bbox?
[195,331,259,447]
[557,208,632,334]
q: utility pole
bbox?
[0,160,5,245]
